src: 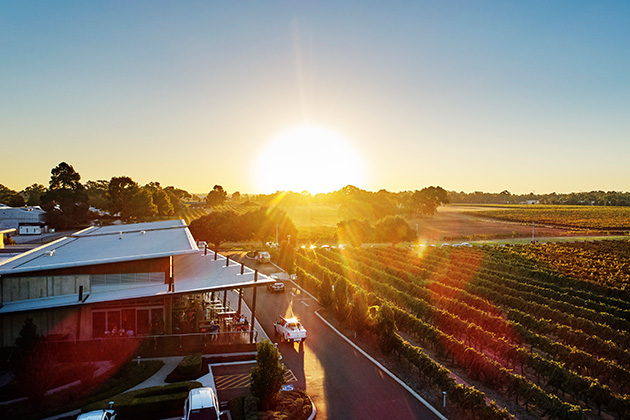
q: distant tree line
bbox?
[250,185,450,221]
[0,162,193,229]
[188,207,298,247]
[449,190,630,206]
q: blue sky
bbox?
[2,1,629,194]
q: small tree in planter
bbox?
[250,339,286,410]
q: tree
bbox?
[350,289,369,332]
[334,277,349,322]
[375,303,397,354]
[336,219,374,247]
[13,317,57,404]
[240,207,298,246]
[0,184,25,207]
[250,339,286,410]
[40,162,90,228]
[85,180,109,211]
[375,215,416,246]
[276,241,295,274]
[164,186,191,202]
[107,176,139,217]
[127,188,158,220]
[188,211,241,247]
[407,186,449,216]
[206,185,227,207]
[232,191,241,201]
[164,186,189,211]
[318,271,334,308]
[21,184,46,206]
[151,188,174,216]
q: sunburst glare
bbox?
[254,125,365,194]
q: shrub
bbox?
[227,396,245,420]
[174,353,203,379]
[82,381,202,420]
[250,340,285,410]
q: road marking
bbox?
[290,291,297,297]
[300,301,309,307]
[215,370,298,390]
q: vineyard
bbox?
[176,205,208,225]
[464,205,630,231]
[496,240,630,290]
[293,243,630,420]
[177,203,263,225]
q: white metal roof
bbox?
[0,219,197,275]
[0,223,274,314]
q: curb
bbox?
[306,395,317,420]
[314,309,448,420]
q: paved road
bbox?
[236,257,444,420]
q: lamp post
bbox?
[287,234,291,245]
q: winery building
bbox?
[0,219,271,348]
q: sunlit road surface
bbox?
[242,262,444,420]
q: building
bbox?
[0,219,272,348]
[0,204,47,234]
[0,228,16,250]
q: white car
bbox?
[267,281,285,292]
[255,251,271,263]
[274,316,307,343]
[183,387,222,420]
[77,409,116,420]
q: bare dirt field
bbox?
[409,205,590,242]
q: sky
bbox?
[1,1,629,195]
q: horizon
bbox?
[2,2,629,195]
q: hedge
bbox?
[82,381,202,420]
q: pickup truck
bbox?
[274,316,307,343]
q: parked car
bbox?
[182,387,222,420]
[76,409,116,420]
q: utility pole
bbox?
[532,221,535,244]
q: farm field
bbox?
[293,243,630,420]
[461,205,630,231]
[408,206,598,243]
[178,202,629,248]
[176,205,208,225]
[279,204,341,227]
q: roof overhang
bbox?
[0,251,275,315]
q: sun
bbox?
[254,125,365,194]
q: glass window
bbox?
[137,309,150,335]
[107,311,121,334]
[122,309,136,333]
[151,308,164,334]
[189,408,218,420]
[92,312,106,338]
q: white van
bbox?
[182,387,222,420]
